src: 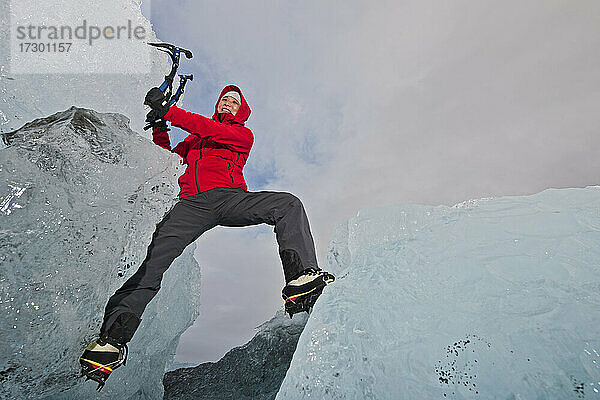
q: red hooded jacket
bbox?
[152,85,253,198]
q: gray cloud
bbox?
[150,0,600,363]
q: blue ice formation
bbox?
[277,187,600,399]
[0,107,200,400]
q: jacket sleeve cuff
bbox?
[164,105,177,121]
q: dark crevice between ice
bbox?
[162,310,308,400]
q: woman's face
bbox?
[217,95,240,116]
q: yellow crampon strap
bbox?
[80,358,113,373]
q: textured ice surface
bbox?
[164,310,308,400]
[0,0,167,143]
[0,107,201,399]
[277,187,600,399]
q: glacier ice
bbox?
[0,107,201,399]
[277,187,600,399]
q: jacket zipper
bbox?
[195,139,205,193]
[227,162,234,183]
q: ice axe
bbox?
[144,42,194,130]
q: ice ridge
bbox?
[277,187,600,399]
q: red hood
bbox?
[212,85,251,125]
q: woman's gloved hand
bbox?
[144,87,170,122]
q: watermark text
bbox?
[15,20,146,46]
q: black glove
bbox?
[147,118,168,130]
[145,109,169,124]
[144,87,170,121]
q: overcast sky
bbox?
[144,0,600,364]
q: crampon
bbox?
[282,270,335,318]
[79,339,128,391]
[284,287,325,318]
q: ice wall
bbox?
[277,187,600,399]
[0,107,201,399]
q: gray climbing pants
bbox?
[100,188,318,344]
